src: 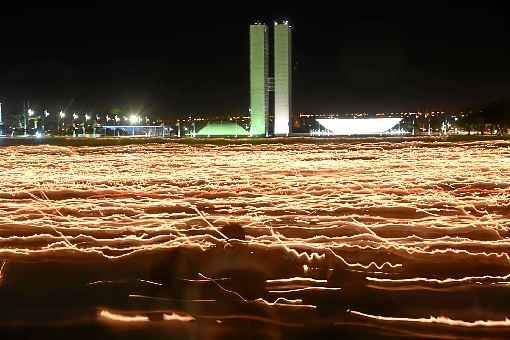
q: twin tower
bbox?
[249,21,292,136]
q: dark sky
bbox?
[0,2,509,118]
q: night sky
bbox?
[0,2,509,119]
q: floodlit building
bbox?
[273,21,292,136]
[315,118,402,135]
[249,23,269,136]
[196,121,250,137]
[249,20,293,137]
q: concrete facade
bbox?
[274,22,292,136]
[249,23,269,136]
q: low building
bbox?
[315,118,403,135]
[195,121,250,137]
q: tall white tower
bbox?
[249,23,269,136]
[273,21,292,136]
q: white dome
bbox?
[316,118,402,135]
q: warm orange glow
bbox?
[162,312,196,322]
[1,140,510,337]
[99,310,149,323]
[350,310,510,328]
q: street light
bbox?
[71,113,79,137]
[58,111,66,135]
[129,114,140,125]
[94,115,100,137]
[128,114,140,136]
[26,109,37,133]
[42,110,50,133]
[83,114,90,135]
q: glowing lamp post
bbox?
[114,115,120,136]
[129,114,140,125]
[129,114,140,135]
[84,114,90,135]
[42,110,50,134]
[26,109,35,135]
[72,113,78,137]
[59,111,65,134]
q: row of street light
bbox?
[26,109,141,123]
[16,108,148,137]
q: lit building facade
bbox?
[249,23,269,136]
[273,22,292,136]
[316,118,402,135]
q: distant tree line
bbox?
[458,98,510,135]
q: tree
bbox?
[481,98,510,135]
[457,107,484,135]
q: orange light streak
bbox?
[98,309,149,322]
[162,312,196,322]
[350,310,510,328]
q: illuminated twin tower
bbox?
[250,21,292,136]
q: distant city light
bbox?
[28,109,34,117]
[85,114,90,121]
[44,110,50,117]
[59,111,65,119]
[73,113,79,120]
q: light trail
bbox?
[162,312,196,322]
[266,278,328,284]
[0,260,6,283]
[138,279,163,286]
[199,273,317,309]
[0,140,509,337]
[268,287,342,293]
[350,310,510,328]
[98,310,149,322]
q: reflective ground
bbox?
[0,140,509,339]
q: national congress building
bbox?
[249,21,292,136]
